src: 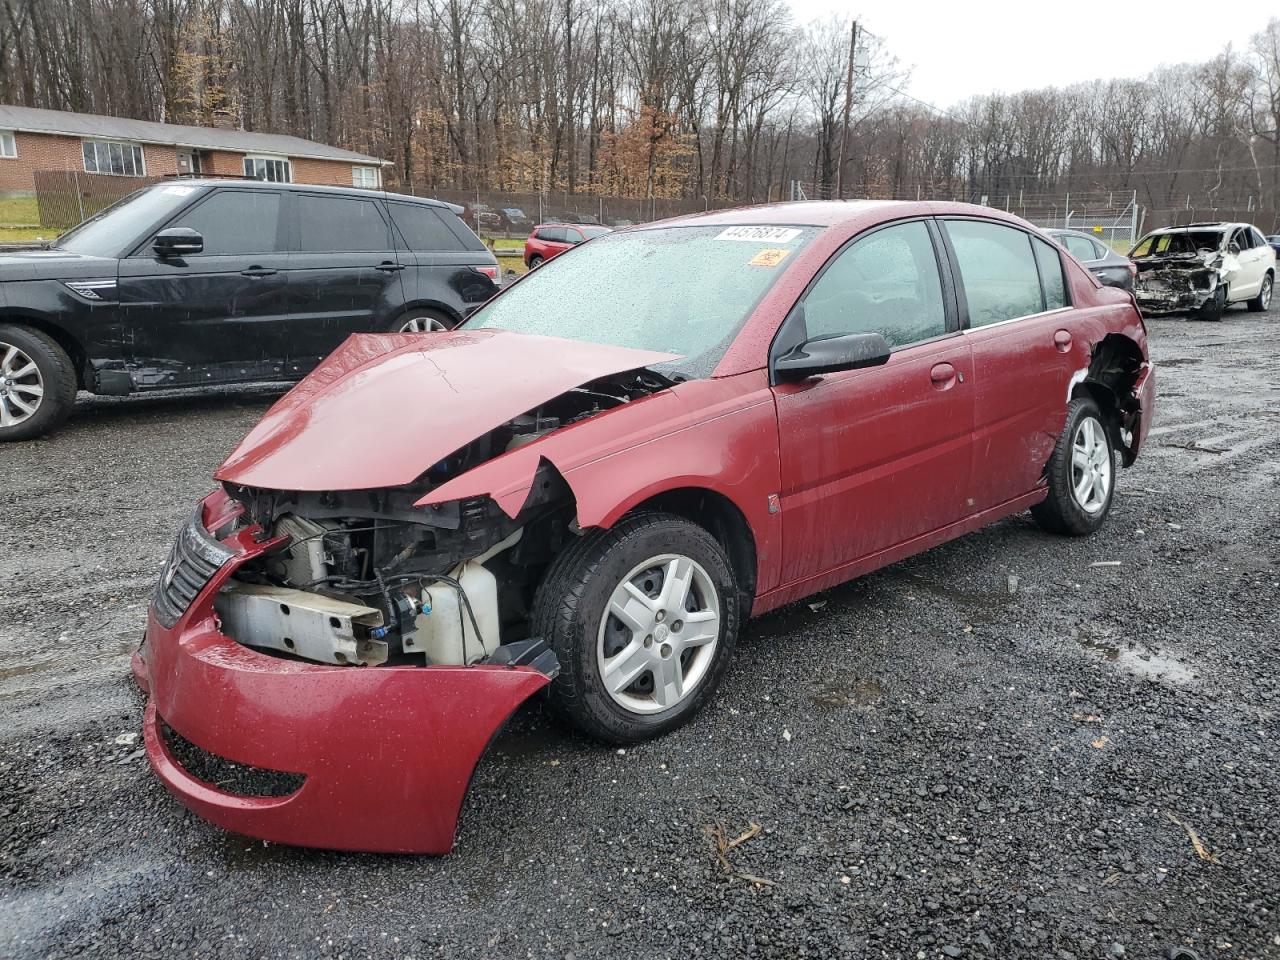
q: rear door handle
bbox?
[1054,329,1073,352]
[376,261,405,272]
[929,362,957,390]
[240,267,277,278]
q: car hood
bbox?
[216,330,680,492]
[0,248,118,281]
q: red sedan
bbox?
[136,201,1155,853]
[523,222,610,267]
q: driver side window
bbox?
[801,221,947,348]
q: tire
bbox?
[1032,397,1116,536]
[1247,272,1273,312]
[0,324,77,442]
[528,255,545,269]
[533,512,740,743]
[1197,284,1227,321]
[390,308,453,333]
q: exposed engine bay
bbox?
[1131,230,1234,314]
[212,369,673,667]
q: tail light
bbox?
[475,265,501,287]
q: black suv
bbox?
[0,179,499,440]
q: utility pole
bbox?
[835,19,859,201]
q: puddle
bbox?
[1074,628,1195,684]
[0,636,138,684]
[1157,358,1201,368]
[809,674,884,708]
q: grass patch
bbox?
[0,195,40,226]
[0,226,55,243]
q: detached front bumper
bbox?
[134,496,554,854]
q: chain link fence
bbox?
[32,170,163,229]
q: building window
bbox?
[82,139,145,176]
[243,155,291,183]
[352,165,379,189]
[0,131,15,158]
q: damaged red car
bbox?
[135,201,1156,853]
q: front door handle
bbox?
[376,261,405,272]
[929,362,957,390]
[240,267,277,278]
[1054,329,1073,352]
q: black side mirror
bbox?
[154,227,203,258]
[773,332,892,383]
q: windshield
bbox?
[55,184,198,258]
[1130,230,1225,258]
[469,224,819,377]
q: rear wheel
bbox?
[391,309,453,333]
[533,512,739,743]
[0,324,77,442]
[528,254,545,269]
[1197,284,1227,321]
[1032,397,1115,536]
[1247,273,1273,312]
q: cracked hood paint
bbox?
[215,329,679,491]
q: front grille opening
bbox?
[161,722,305,798]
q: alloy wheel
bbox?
[398,316,448,333]
[1262,276,1273,309]
[1070,415,1112,514]
[596,554,720,715]
[0,342,44,427]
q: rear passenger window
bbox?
[387,202,463,252]
[946,220,1044,326]
[167,190,281,256]
[1032,237,1068,310]
[297,195,390,252]
[802,220,947,348]
[540,227,566,243]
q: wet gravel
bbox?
[2,311,1279,960]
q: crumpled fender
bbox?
[416,372,784,595]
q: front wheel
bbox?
[1032,397,1115,536]
[1197,284,1227,321]
[0,324,78,442]
[533,512,739,743]
[1247,273,1273,312]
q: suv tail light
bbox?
[475,264,501,287]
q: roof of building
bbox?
[0,104,387,165]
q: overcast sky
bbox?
[785,0,1273,108]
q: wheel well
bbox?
[397,302,461,325]
[0,316,87,389]
[1071,333,1144,466]
[626,488,757,613]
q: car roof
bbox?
[1145,222,1248,234]
[158,178,458,211]
[636,199,1026,231]
[534,222,607,229]
[1046,228,1104,241]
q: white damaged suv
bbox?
[1129,222,1275,320]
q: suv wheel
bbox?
[1197,285,1227,321]
[392,309,453,333]
[1247,273,1273,312]
[528,255,545,269]
[533,512,739,743]
[0,324,77,442]
[1032,397,1115,536]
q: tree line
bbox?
[2,1,1279,226]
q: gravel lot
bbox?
[2,311,1278,960]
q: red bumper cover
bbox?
[135,504,552,854]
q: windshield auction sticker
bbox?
[715,226,802,243]
[748,248,791,268]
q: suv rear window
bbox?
[387,202,465,252]
[297,195,391,252]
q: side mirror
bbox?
[772,332,892,383]
[1228,242,1242,256]
[154,227,203,258]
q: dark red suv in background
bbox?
[524,222,611,267]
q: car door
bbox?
[1231,227,1268,298]
[772,219,975,582]
[283,192,405,376]
[118,188,290,387]
[385,200,497,322]
[941,218,1076,512]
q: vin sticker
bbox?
[715,225,802,243]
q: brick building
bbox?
[0,104,388,194]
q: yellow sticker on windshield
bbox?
[749,248,790,268]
